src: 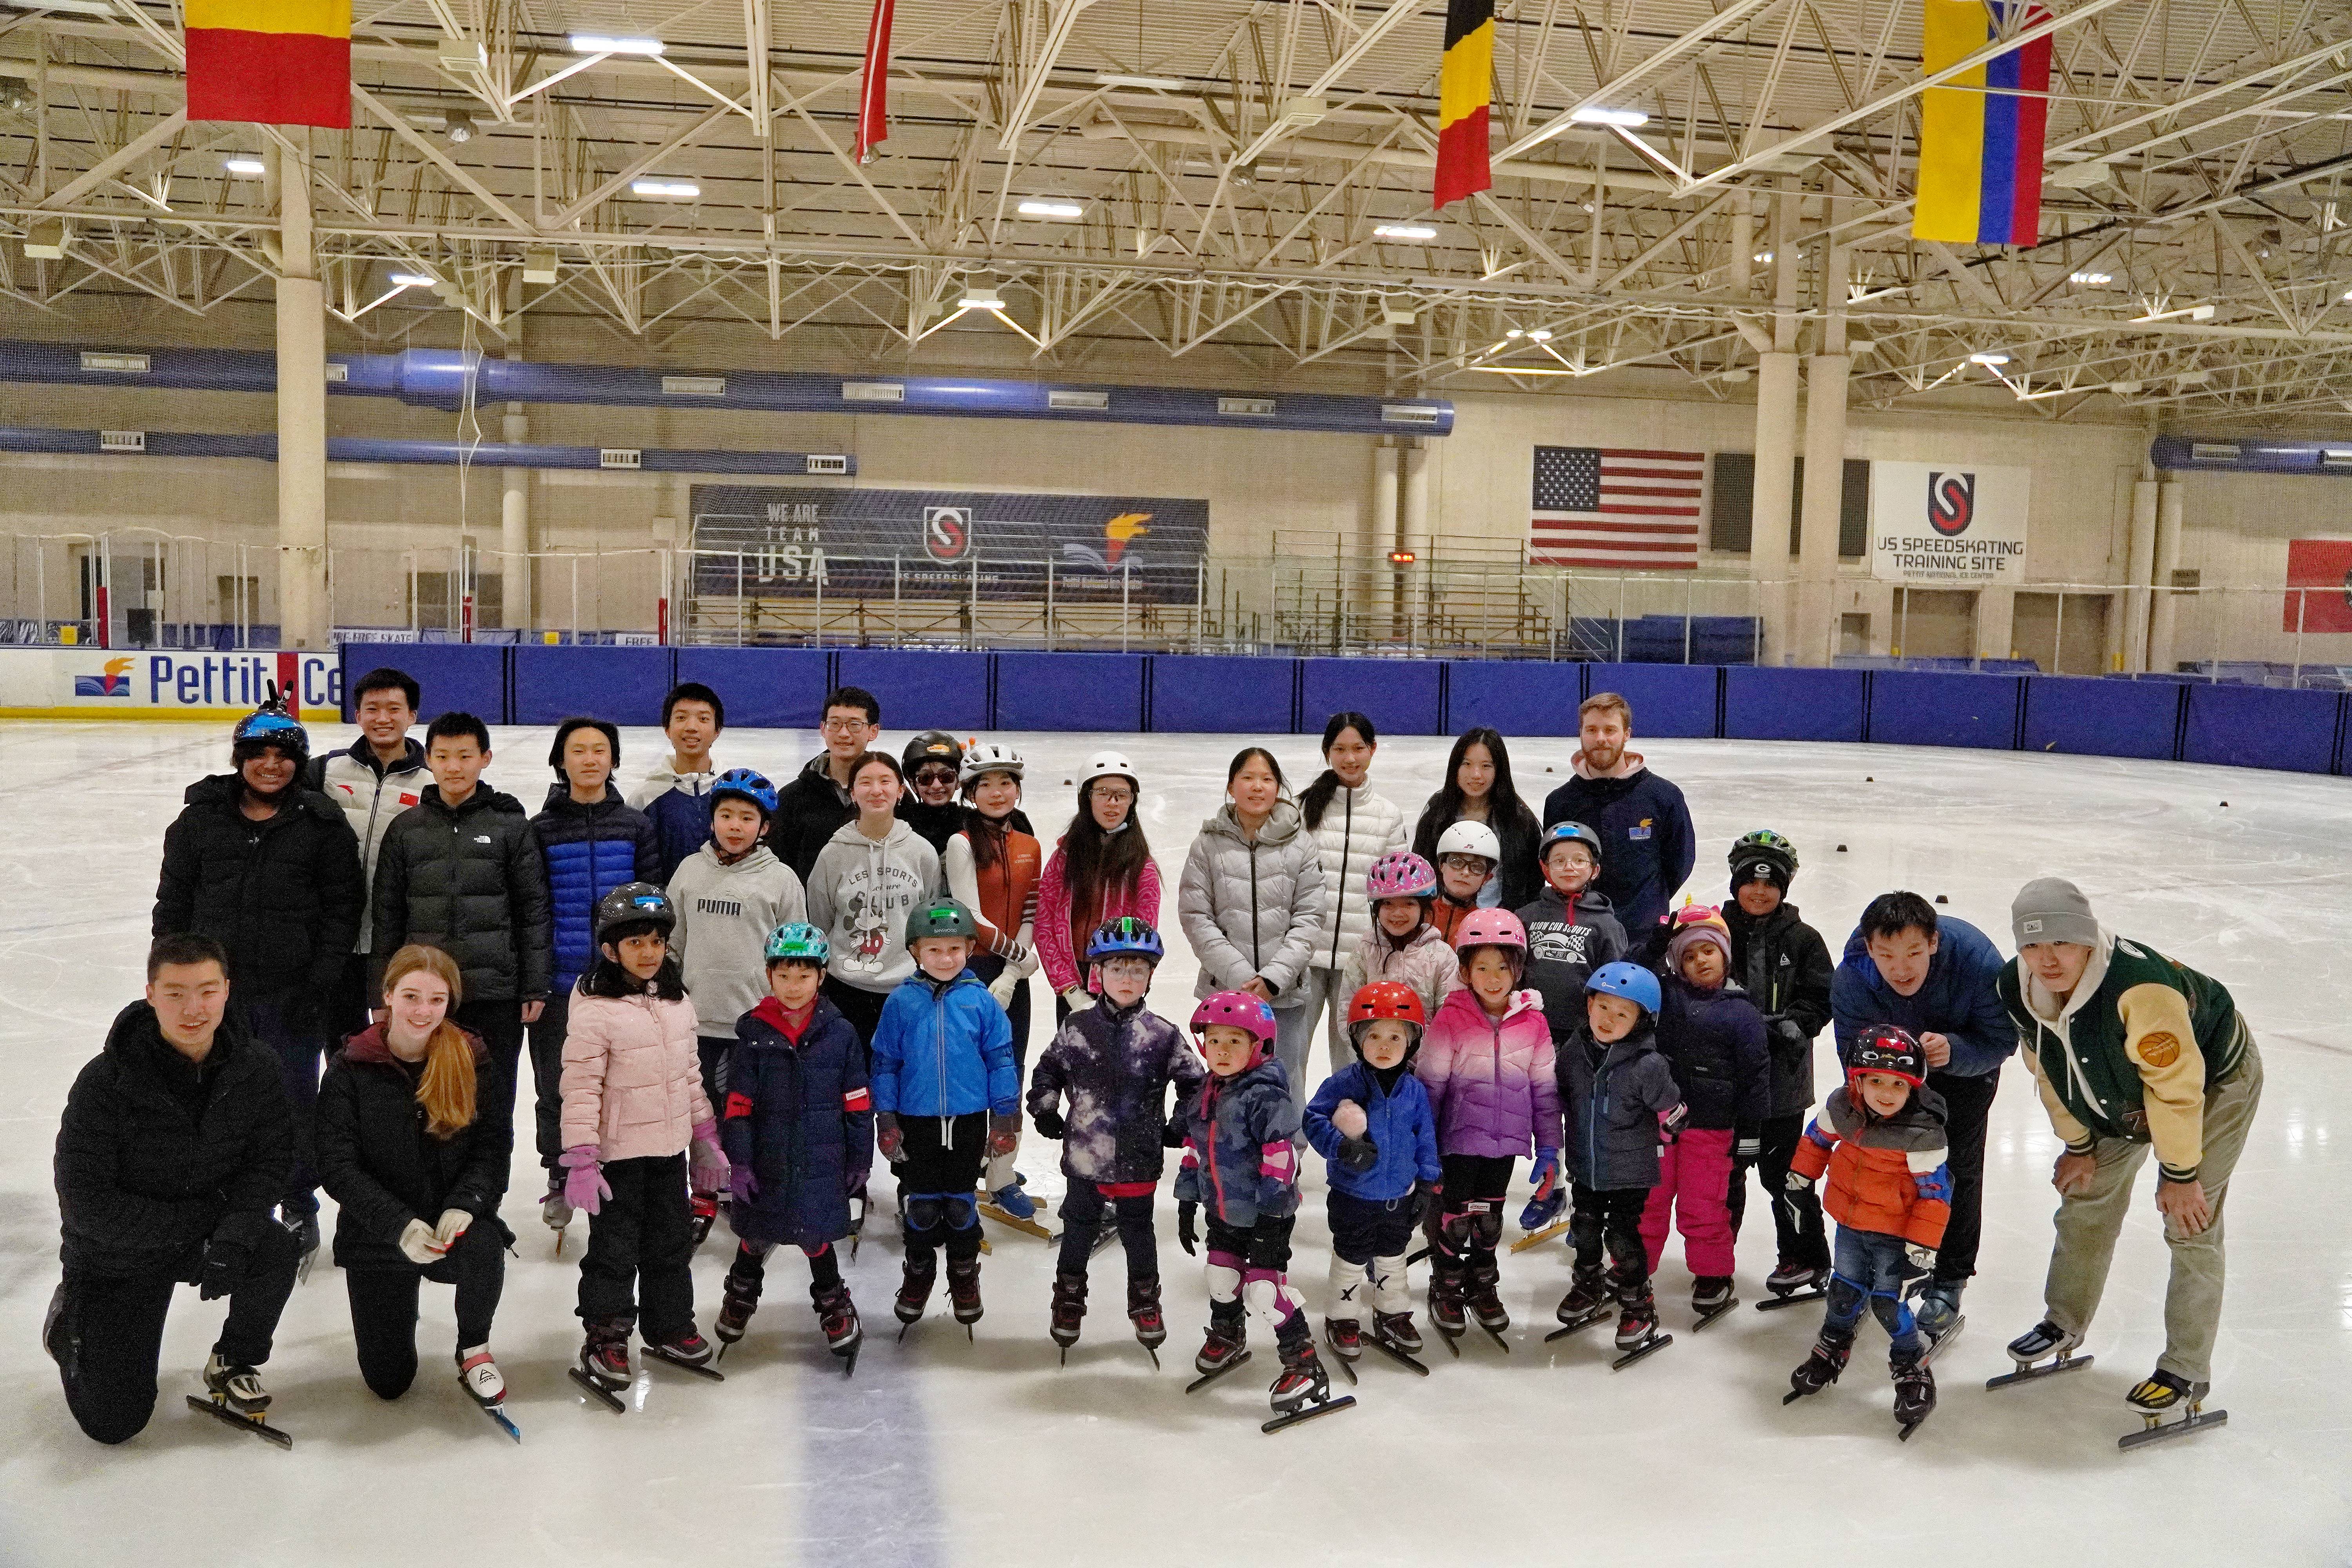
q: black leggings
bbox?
[727,1238,844,1300]
[344,1221,507,1399]
[823,977,889,1056]
[1057,1181,1158,1278]
[579,1153,696,1337]
[898,1113,985,1266]
[1733,1111,1831,1269]
[1570,1182,1650,1283]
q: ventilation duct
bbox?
[0,424,855,474]
[2151,433,2352,477]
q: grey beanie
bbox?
[2012,878,2098,948]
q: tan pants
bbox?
[2042,1032,2262,1385]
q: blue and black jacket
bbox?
[529,783,658,990]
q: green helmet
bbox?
[763,922,829,964]
[905,898,979,946]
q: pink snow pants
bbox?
[1640,1126,1736,1277]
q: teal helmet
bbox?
[762,922,828,964]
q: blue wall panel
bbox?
[2183,684,2340,773]
[1868,671,2020,750]
[1724,666,1865,742]
[996,652,1144,732]
[340,643,506,724]
[2022,677,2178,761]
[1584,663,1719,738]
[512,645,673,726]
[1444,661,1583,736]
[1149,655,1294,733]
[833,648,989,734]
[1299,657,1443,738]
[673,647,832,730]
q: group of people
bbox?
[42,668,2261,1445]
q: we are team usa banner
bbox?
[1868,461,2030,583]
[688,486,1208,604]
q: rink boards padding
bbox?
[305,645,2352,777]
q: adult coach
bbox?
[1996,879,2261,1418]
[771,685,881,884]
[1540,693,1694,938]
[1830,891,2016,1337]
[307,666,427,1038]
[46,936,303,1444]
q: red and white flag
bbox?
[854,0,895,164]
[1530,446,1705,569]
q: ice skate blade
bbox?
[1610,1331,1673,1370]
[838,1345,860,1379]
[1920,1317,1965,1367]
[566,1366,627,1413]
[644,1347,724,1382]
[1544,1308,1608,1343]
[1898,1415,1930,1443]
[1985,1351,2093,1390]
[1262,1394,1357,1435]
[1319,1336,1360,1385]
[1368,1338,1430,1375]
[186,1394,292,1449]
[477,1401,523,1443]
[977,1201,1056,1242]
[1474,1319,1512,1354]
[1755,1288,1828,1312]
[1692,1299,1740,1331]
[1143,1345,1161,1372]
[2119,1405,2227,1452]
[1509,1219,1572,1254]
[1184,1349,1253,1394]
[294,1250,315,1287]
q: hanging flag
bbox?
[185,0,352,128]
[854,0,896,164]
[1531,447,1705,569]
[1434,0,1493,208]
[1913,0,2051,245]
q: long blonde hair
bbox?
[381,945,476,1140]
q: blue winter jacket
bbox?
[1303,1061,1441,1203]
[531,784,659,989]
[1172,1059,1301,1227]
[1831,914,2018,1079]
[1539,761,1696,936]
[1655,974,1771,1137]
[721,995,874,1248]
[868,971,1020,1123]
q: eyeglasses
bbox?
[1439,854,1492,873]
[820,716,871,734]
[1092,787,1135,804]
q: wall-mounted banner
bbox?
[1867,461,2031,583]
[688,486,1209,604]
[0,650,340,717]
[2285,538,2352,633]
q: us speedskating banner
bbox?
[1868,461,2031,583]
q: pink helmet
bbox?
[1366,850,1439,902]
[1453,907,1528,955]
[1191,990,1278,1056]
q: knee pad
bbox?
[941,1193,980,1231]
[1468,1203,1503,1251]
[903,1195,946,1235]
[1824,1272,1868,1325]
[1869,1291,1915,1339]
[1205,1261,1243,1303]
[1439,1209,1477,1252]
[1242,1270,1302,1329]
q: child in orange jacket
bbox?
[1783,1025,1951,1430]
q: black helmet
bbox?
[902,731,964,775]
[232,684,310,769]
[594,882,676,944]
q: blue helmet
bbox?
[711,767,778,818]
[1584,961,1661,1016]
[763,922,829,964]
[1085,916,1164,964]
[232,685,309,766]
[1540,820,1603,864]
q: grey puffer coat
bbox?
[1177,799,1328,1008]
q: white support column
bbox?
[1400,440,1430,636]
[1795,354,1848,666]
[2147,479,2185,674]
[502,403,530,633]
[1750,354,1800,661]
[2123,477,2159,671]
[1976,584,2016,664]
[1372,442,1401,631]
[272,135,329,651]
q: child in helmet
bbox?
[559,883,730,1391]
[897,732,968,855]
[1427,821,1499,946]
[867,898,1019,1334]
[1173,992,1327,1415]
[666,768,806,1210]
[1783,1026,1951,1430]
[944,741,1045,1218]
[713,922,872,1370]
[1026,918,1203,1360]
[1303,983,1443,1368]
[1553,962,1686,1353]
[1339,851,1462,1020]
[1036,751,1161,1025]
[1417,909,1560,1338]
[1515,821,1629,1049]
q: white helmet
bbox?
[1434,820,1502,864]
[1078,750,1138,793]
[960,741,1025,786]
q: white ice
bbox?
[0,720,2347,1566]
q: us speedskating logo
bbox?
[922,506,973,563]
[1926,471,1976,536]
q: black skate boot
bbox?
[570,1318,632,1412]
[1551,1263,1609,1333]
[1189,1298,1249,1385]
[946,1258,984,1332]
[1691,1274,1739,1329]
[894,1256,938,1334]
[1324,1316,1364,1361]
[1264,1318,1355,1434]
[812,1281,861,1376]
[713,1268,760,1352]
[1467,1257,1511,1340]
[1759,1259,1829,1311]
[1127,1275,1168,1367]
[1049,1271,1088,1360]
[1988,1319,2092,1389]
[1784,1327,1854,1403]
[1893,1346,1936,1439]
[1428,1256,1468,1346]
[1610,1271,1672,1368]
[645,1324,722,1379]
[1372,1310,1423,1356]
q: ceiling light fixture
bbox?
[1569,106,1650,128]
[1373,223,1437,240]
[630,178,699,198]
[569,34,664,55]
[388,272,436,287]
[959,287,1006,310]
[1753,250,1774,263]
[1968,352,2011,366]
[1503,328,1524,339]
[1093,73,1185,90]
[1527,328,1554,341]
[1016,198,1085,219]
[2069,270,2111,285]
[443,110,475,145]
[223,156,266,175]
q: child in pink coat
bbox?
[559,882,730,1395]
[1340,851,1463,1020]
[1416,908,1559,1342]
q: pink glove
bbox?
[560,1145,610,1217]
[688,1119,730,1194]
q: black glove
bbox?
[1773,1017,1808,1052]
[199,1212,267,1301]
[1161,1116,1187,1150]
[1733,1133,1761,1163]
[1177,1200,1199,1256]
[1032,1105,1067,1141]
[1337,1135,1379,1174]
[1414,1179,1442,1237]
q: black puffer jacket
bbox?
[370,786,554,1003]
[54,1003,293,1278]
[1723,900,1835,1118]
[767,755,857,885]
[316,1025,514,1270]
[154,774,364,999]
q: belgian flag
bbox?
[1434,0,1494,208]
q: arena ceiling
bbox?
[2,0,2351,421]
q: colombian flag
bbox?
[1434,0,1493,209]
[1913,0,2050,245]
[186,0,352,128]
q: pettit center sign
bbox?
[0,649,341,718]
[1867,462,2031,584]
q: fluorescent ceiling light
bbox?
[570,34,663,54]
[1527,328,1554,341]
[959,290,1006,310]
[1503,328,1524,339]
[1016,199,1084,219]
[388,272,435,287]
[223,157,266,175]
[1467,365,1586,376]
[630,179,699,198]
[1569,106,1649,128]
[1374,223,1437,240]
[2069,270,2111,285]
[1968,352,2010,366]
[1093,73,1185,90]
[1753,250,1773,263]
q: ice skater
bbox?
[1292,711,1410,1076]
[1036,751,1161,1026]
[944,741,1045,1222]
[1340,851,1463,1019]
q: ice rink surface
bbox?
[0,719,2347,1567]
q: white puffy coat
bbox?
[1301,784,1409,974]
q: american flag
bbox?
[1530,446,1706,569]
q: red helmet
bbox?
[1191,990,1278,1058]
[1347,982,1426,1028]
[1847,1026,1927,1089]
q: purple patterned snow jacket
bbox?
[1416,983,1563,1160]
[1026,996,1206,1186]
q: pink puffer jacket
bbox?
[1416,984,1562,1160]
[560,990,713,1161]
